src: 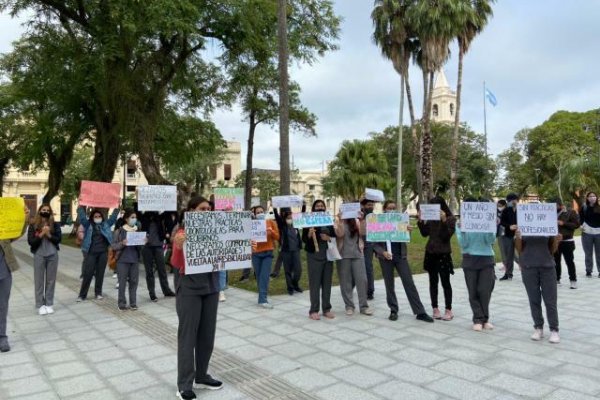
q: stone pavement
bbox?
[3,237,600,400]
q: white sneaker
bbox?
[113,273,117,279]
[549,331,560,344]
[45,306,54,314]
[530,328,543,341]
[570,281,577,289]
[115,283,119,289]
[360,307,374,316]
[259,302,273,309]
[219,291,226,302]
[38,306,47,316]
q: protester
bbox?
[417,196,456,321]
[499,193,519,280]
[0,207,29,352]
[27,204,62,315]
[171,196,222,399]
[515,228,561,343]
[302,200,336,320]
[361,199,376,300]
[457,198,496,331]
[579,192,600,278]
[373,200,433,323]
[140,211,176,301]
[111,209,145,311]
[334,206,373,317]
[77,206,120,301]
[274,207,303,296]
[250,206,279,309]
[550,198,580,288]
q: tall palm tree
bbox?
[278,0,291,195]
[449,0,495,211]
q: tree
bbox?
[61,145,94,203]
[278,0,291,196]
[449,0,495,211]
[234,171,280,206]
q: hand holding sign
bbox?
[420,204,441,221]
[126,232,147,246]
[339,202,361,219]
[517,203,558,236]
[138,185,177,212]
[79,181,121,208]
[0,197,26,240]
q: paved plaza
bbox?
[2,237,600,400]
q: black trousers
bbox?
[142,246,173,296]
[380,257,426,315]
[427,267,453,310]
[307,253,332,313]
[79,251,108,299]
[176,291,219,392]
[463,268,495,324]
[270,251,284,277]
[282,251,302,291]
[554,241,576,282]
[364,243,375,297]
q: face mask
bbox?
[128,218,137,227]
[314,208,325,213]
[286,219,293,225]
[384,209,396,213]
[497,206,505,212]
[255,213,265,220]
[40,211,51,218]
[94,218,102,224]
[364,208,374,215]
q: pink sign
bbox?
[79,180,121,208]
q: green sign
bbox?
[366,213,410,242]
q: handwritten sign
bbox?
[292,212,334,229]
[137,185,177,212]
[420,204,441,221]
[365,188,385,202]
[517,203,558,236]
[340,202,361,219]
[460,202,497,233]
[0,197,26,240]
[184,211,252,274]
[79,180,121,208]
[251,220,267,242]
[272,195,304,208]
[126,231,147,246]
[366,212,410,242]
[214,188,244,211]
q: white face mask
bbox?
[286,219,293,225]
[94,218,102,224]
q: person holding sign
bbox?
[77,206,120,301]
[579,192,600,278]
[27,204,62,316]
[551,198,580,288]
[0,206,29,352]
[273,207,304,294]
[361,199,376,301]
[251,206,280,309]
[417,197,456,321]
[499,193,519,281]
[373,201,433,323]
[111,209,145,310]
[140,211,176,301]
[515,229,561,343]
[171,197,223,399]
[302,200,336,320]
[456,198,497,332]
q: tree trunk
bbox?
[404,70,422,200]
[90,119,122,182]
[43,133,80,204]
[0,158,8,197]
[278,0,291,195]
[245,111,257,210]
[421,71,435,202]
[449,47,464,213]
[397,75,405,209]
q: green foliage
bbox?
[234,171,280,206]
[61,145,94,202]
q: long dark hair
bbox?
[33,203,55,229]
[382,200,396,210]
[429,196,452,217]
[188,196,210,211]
[311,200,326,212]
[88,208,105,225]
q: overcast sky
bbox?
[2,1,599,172]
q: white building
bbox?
[431,69,457,124]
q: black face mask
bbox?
[364,208,374,215]
[40,211,51,218]
[314,209,325,212]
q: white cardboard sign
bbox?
[272,195,304,208]
[339,202,361,219]
[517,203,558,236]
[137,185,177,212]
[365,188,385,202]
[126,231,147,246]
[251,220,267,243]
[420,204,441,221]
[460,202,497,233]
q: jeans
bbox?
[218,270,227,291]
[252,251,273,304]
[582,233,600,274]
[554,241,576,281]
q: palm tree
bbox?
[449,0,495,212]
[278,0,291,195]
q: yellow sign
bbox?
[0,197,26,240]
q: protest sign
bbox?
[184,211,252,274]
[366,212,410,243]
[460,202,497,233]
[365,188,385,202]
[272,195,304,208]
[251,197,261,207]
[214,188,244,211]
[79,181,121,208]
[137,185,177,212]
[340,202,361,219]
[251,220,267,242]
[0,197,26,240]
[292,212,334,229]
[420,204,441,221]
[517,203,558,236]
[126,231,147,246]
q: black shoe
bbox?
[176,390,196,400]
[499,275,512,281]
[269,273,278,279]
[150,294,158,302]
[389,312,398,321]
[287,289,294,296]
[164,292,176,297]
[118,305,128,311]
[293,287,303,293]
[239,277,249,283]
[194,376,223,391]
[367,295,374,301]
[0,341,10,352]
[416,313,435,323]
[130,305,138,311]
[586,272,592,277]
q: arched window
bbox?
[450,103,454,116]
[432,104,439,117]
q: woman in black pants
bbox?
[140,211,175,301]
[172,197,222,400]
[273,207,303,295]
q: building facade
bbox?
[431,69,457,124]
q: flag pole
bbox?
[483,81,488,158]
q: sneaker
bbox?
[570,281,577,289]
[130,305,138,311]
[367,295,374,301]
[219,291,226,302]
[483,322,495,330]
[150,295,158,302]
[115,283,119,289]
[164,291,176,297]
[38,306,47,316]
[323,311,335,319]
[118,305,128,311]
[416,313,434,323]
[95,295,104,300]
[293,287,303,293]
[389,311,398,321]
[309,312,321,320]
[472,323,483,332]
[287,289,294,296]
[0,341,10,352]
[360,307,374,316]
[45,306,54,314]
[194,376,223,391]
[442,309,454,321]
[530,328,544,341]
[432,308,442,319]
[176,390,197,399]
[499,275,512,281]
[586,272,592,277]
[345,308,354,316]
[76,297,84,303]
[112,273,117,279]
[549,331,560,344]
[269,273,278,279]
[259,302,273,309]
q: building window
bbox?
[127,185,136,192]
[210,165,217,180]
[449,103,454,116]
[432,104,439,117]
[126,159,136,178]
[309,184,316,191]
[224,164,232,181]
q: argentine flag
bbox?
[485,88,498,107]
